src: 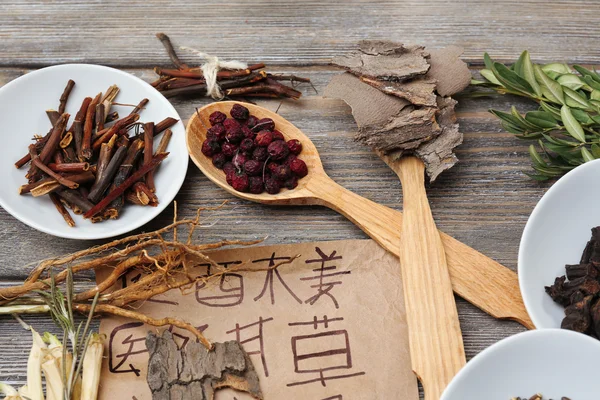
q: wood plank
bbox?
[1,0,600,66]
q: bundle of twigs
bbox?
[0,206,291,351]
[152,33,313,99]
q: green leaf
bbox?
[490,109,527,128]
[583,75,600,90]
[511,106,540,130]
[574,65,600,83]
[563,86,592,110]
[535,65,565,104]
[525,111,559,128]
[542,63,571,79]
[591,90,600,101]
[493,62,534,95]
[483,52,494,70]
[540,101,563,119]
[557,74,586,90]
[571,109,594,124]
[529,144,547,166]
[591,115,600,125]
[501,121,526,135]
[480,69,502,85]
[521,51,542,96]
[591,144,600,158]
[514,51,527,78]
[582,147,595,162]
[561,105,586,142]
[525,173,553,181]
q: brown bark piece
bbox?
[412,96,463,181]
[323,73,409,128]
[426,45,471,96]
[333,40,430,82]
[146,330,263,400]
[360,75,437,107]
[324,73,463,180]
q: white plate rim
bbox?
[518,158,600,328]
[0,63,188,240]
[441,328,600,399]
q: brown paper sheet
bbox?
[98,239,418,400]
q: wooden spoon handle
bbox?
[306,174,534,329]
[396,157,465,399]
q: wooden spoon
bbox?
[186,101,534,329]
[382,154,465,398]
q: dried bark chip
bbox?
[360,75,437,107]
[426,45,471,96]
[323,73,410,128]
[333,40,430,82]
[146,330,263,400]
[324,73,463,180]
[413,96,463,181]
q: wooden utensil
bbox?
[383,155,465,398]
[186,101,534,329]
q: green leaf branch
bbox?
[473,51,600,179]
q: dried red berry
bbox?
[206,124,226,141]
[221,143,238,158]
[248,176,264,194]
[225,129,244,144]
[240,138,255,153]
[245,115,259,129]
[224,118,243,143]
[244,160,263,176]
[232,152,248,170]
[283,154,297,166]
[287,139,302,155]
[212,153,227,169]
[201,140,221,157]
[273,164,292,180]
[272,130,285,141]
[223,162,236,175]
[255,130,273,147]
[284,176,298,190]
[267,161,279,174]
[230,104,250,120]
[226,170,235,186]
[252,147,269,162]
[230,171,249,192]
[264,177,281,194]
[253,118,275,132]
[242,125,255,139]
[209,111,227,126]
[267,140,290,161]
[290,158,308,177]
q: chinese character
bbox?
[286,316,365,387]
[168,324,209,348]
[253,252,301,305]
[301,247,349,309]
[108,322,147,376]
[226,316,274,377]
[195,260,244,307]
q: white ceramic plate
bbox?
[519,159,600,328]
[0,64,187,240]
[442,329,600,400]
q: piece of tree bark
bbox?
[360,75,437,106]
[412,96,462,181]
[146,330,263,400]
[333,40,430,82]
[425,45,471,96]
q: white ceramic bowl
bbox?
[442,329,600,400]
[519,159,600,328]
[0,64,188,239]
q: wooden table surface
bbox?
[1,0,596,395]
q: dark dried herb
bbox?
[546,226,600,337]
